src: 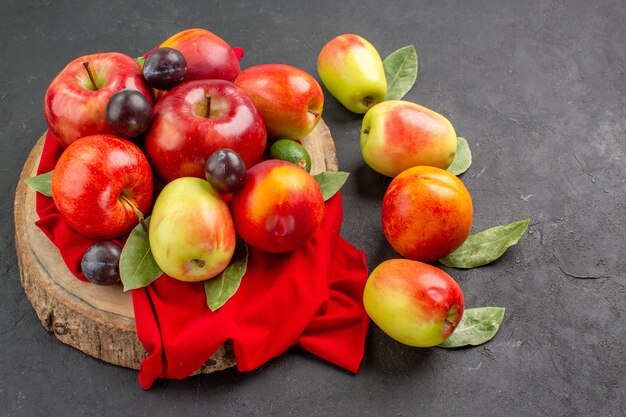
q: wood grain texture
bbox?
[14,119,338,373]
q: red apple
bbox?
[230,160,324,253]
[363,259,464,347]
[234,64,324,140]
[159,28,241,82]
[51,134,154,239]
[382,166,473,262]
[44,52,153,148]
[144,79,266,183]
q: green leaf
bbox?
[205,240,248,311]
[25,171,53,197]
[440,219,530,269]
[438,307,505,348]
[135,56,145,69]
[447,137,472,175]
[119,217,163,291]
[313,171,349,201]
[383,45,418,100]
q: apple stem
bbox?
[205,92,212,116]
[119,194,147,233]
[82,61,98,90]
[308,109,320,119]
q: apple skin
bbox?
[159,28,241,82]
[149,177,236,282]
[230,160,324,253]
[317,34,387,114]
[361,100,457,177]
[144,79,267,183]
[44,52,153,148]
[51,134,154,239]
[234,64,324,140]
[363,259,464,347]
[382,166,473,262]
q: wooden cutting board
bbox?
[14,120,338,374]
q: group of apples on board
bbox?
[43,28,472,348]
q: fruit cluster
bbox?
[42,28,328,286]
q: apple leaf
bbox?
[447,137,472,176]
[439,219,530,269]
[25,171,53,197]
[205,240,248,311]
[135,57,145,69]
[313,171,349,201]
[383,45,418,101]
[438,307,505,348]
[119,217,163,291]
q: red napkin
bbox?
[34,131,370,389]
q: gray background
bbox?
[1,0,624,416]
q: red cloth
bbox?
[35,131,370,389]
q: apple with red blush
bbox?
[144,79,266,183]
[51,134,154,240]
[44,52,153,148]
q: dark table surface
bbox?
[1,0,624,416]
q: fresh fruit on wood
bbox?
[317,34,387,114]
[234,64,323,140]
[360,100,457,177]
[382,166,473,262]
[144,79,266,183]
[204,148,247,194]
[81,241,122,285]
[51,134,153,239]
[105,88,152,139]
[231,160,324,253]
[159,28,240,82]
[268,139,312,172]
[149,177,236,282]
[142,47,187,90]
[363,259,464,347]
[44,52,153,148]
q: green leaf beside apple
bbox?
[383,45,418,101]
[25,170,53,197]
[447,137,472,176]
[119,217,163,291]
[205,240,248,311]
[313,171,350,201]
[438,307,505,348]
[439,219,530,269]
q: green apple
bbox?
[363,259,464,347]
[317,34,387,114]
[149,177,236,282]
[360,100,457,177]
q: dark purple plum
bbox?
[105,89,152,138]
[81,241,122,285]
[205,148,247,194]
[143,47,187,90]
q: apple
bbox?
[360,100,457,177]
[51,134,153,239]
[44,52,153,148]
[317,34,387,114]
[159,28,241,82]
[382,166,473,262]
[234,64,324,140]
[363,259,464,347]
[144,79,267,183]
[230,160,324,253]
[149,177,236,282]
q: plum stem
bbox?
[82,61,98,90]
[119,194,147,233]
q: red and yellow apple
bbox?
[159,28,241,82]
[231,160,324,253]
[149,177,236,282]
[234,64,324,140]
[144,79,266,183]
[382,166,473,262]
[363,259,464,347]
[44,52,153,148]
[360,100,457,177]
[317,34,387,114]
[51,134,153,239]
